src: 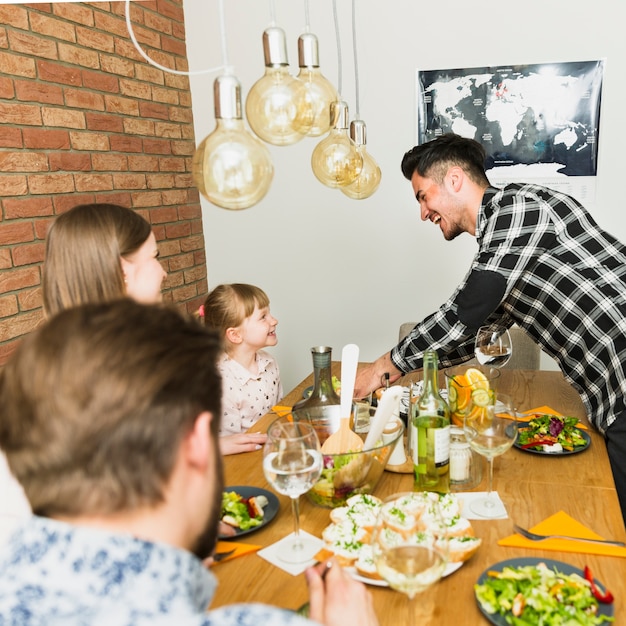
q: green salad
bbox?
[221,491,266,531]
[475,562,614,625]
[517,414,587,452]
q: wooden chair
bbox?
[398,323,540,370]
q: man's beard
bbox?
[191,437,224,560]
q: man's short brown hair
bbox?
[0,300,222,517]
[401,133,490,187]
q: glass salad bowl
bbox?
[299,421,404,508]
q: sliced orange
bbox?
[465,368,489,391]
[465,405,490,428]
[451,413,465,427]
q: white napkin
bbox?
[257,531,324,576]
[455,491,509,520]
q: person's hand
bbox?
[202,522,237,568]
[219,432,267,455]
[354,353,402,399]
[306,559,379,626]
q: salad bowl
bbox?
[305,425,404,508]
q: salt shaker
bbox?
[449,426,482,491]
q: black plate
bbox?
[475,557,614,625]
[219,486,279,539]
[514,426,590,455]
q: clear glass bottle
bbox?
[411,350,450,493]
[292,346,341,444]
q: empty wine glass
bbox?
[371,492,449,626]
[463,393,518,518]
[262,416,323,563]
[474,324,512,367]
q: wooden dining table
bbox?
[212,366,626,624]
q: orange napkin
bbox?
[498,511,626,557]
[271,405,293,418]
[500,405,588,430]
[210,540,262,566]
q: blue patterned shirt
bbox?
[392,183,626,434]
[0,517,315,626]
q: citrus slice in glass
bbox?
[465,368,489,391]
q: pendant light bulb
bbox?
[245,26,313,146]
[193,73,274,210]
[341,120,381,199]
[295,32,338,137]
[311,100,363,188]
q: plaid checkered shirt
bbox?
[392,183,626,434]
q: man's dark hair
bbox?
[401,134,490,186]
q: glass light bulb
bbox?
[294,32,338,137]
[192,74,273,210]
[311,101,363,188]
[341,146,381,199]
[341,120,382,199]
[245,27,313,146]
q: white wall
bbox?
[183,0,626,392]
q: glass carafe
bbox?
[292,346,341,445]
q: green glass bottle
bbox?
[411,350,450,493]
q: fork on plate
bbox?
[513,524,626,547]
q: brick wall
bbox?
[0,0,207,365]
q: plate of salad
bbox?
[475,557,614,625]
[514,414,590,455]
[219,486,279,539]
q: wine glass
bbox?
[371,492,449,626]
[262,416,323,563]
[463,393,518,518]
[474,324,512,367]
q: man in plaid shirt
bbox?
[355,133,626,522]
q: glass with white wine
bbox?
[371,492,449,626]
[463,393,518,518]
[474,324,512,367]
[263,416,323,563]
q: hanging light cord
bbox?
[303,0,310,32]
[124,0,231,76]
[351,0,360,119]
[269,0,277,26]
[332,0,342,97]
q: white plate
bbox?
[349,560,463,587]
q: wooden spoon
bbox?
[321,344,363,454]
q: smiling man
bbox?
[354,133,626,523]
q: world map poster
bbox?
[416,60,604,203]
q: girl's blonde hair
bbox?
[202,283,270,338]
[42,203,152,317]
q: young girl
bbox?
[201,284,283,436]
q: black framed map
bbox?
[416,60,604,180]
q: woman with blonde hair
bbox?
[43,203,165,315]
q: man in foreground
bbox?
[354,133,626,522]
[0,300,377,626]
